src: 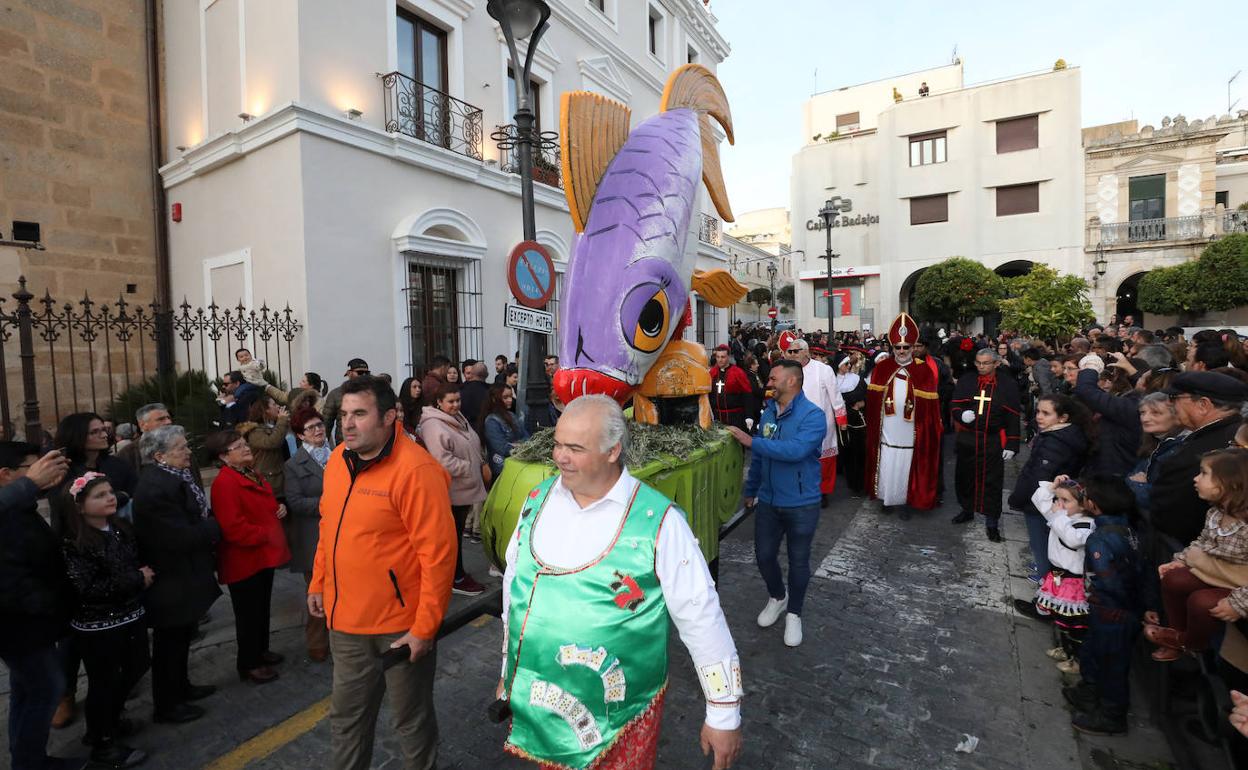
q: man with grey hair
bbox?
[498,394,743,769]
[120,403,204,487]
[950,348,1020,541]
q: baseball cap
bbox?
[345,358,370,375]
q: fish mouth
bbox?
[553,368,635,406]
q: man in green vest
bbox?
[497,394,743,769]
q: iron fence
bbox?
[380,71,484,161]
[0,277,302,442]
[699,213,722,246]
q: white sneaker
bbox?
[783,613,803,647]
[756,594,788,628]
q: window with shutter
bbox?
[996,115,1038,153]
[910,194,949,225]
[996,183,1040,216]
[836,112,860,132]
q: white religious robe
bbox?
[878,367,916,506]
[801,358,845,458]
[501,469,742,729]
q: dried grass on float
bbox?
[510,423,728,467]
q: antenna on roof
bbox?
[1231,70,1242,114]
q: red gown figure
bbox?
[863,313,943,510]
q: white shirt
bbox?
[801,358,845,457]
[502,468,742,730]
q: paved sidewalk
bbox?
[6,459,1183,769]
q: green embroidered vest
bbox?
[504,476,672,768]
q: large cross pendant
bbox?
[974,389,992,416]
[716,380,724,395]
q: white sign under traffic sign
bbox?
[505,303,554,334]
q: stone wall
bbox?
[0,0,159,436]
[0,0,158,297]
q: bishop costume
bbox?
[864,313,943,509]
[950,366,1021,526]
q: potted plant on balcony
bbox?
[532,151,561,187]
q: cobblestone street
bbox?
[8,455,1182,769]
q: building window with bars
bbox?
[405,256,483,376]
[696,298,720,349]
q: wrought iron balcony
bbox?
[493,124,562,189]
[1098,215,1204,246]
[699,213,722,247]
[380,71,483,161]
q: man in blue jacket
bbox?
[727,359,827,648]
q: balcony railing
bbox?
[1226,210,1248,235]
[699,213,722,246]
[380,71,483,161]
[1098,215,1204,246]
[494,124,562,189]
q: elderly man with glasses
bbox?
[781,338,845,506]
[1151,372,1248,546]
[863,313,943,517]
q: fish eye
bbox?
[622,284,671,353]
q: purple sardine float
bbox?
[551,65,747,428]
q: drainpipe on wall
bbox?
[145,0,174,374]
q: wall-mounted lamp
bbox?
[175,145,188,152]
[237,112,254,122]
[345,108,363,121]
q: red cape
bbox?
[863,357,943,510]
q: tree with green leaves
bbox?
[745,287,771,319]
[776,283,795,308]
[1138,234,1248,319]
[912,257,1004,326]
[998,264,1093,341]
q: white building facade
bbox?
[790,62,1084,334]
[158,0,732,380]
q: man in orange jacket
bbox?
[308,376,456,770]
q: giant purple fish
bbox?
[552,65,744,408]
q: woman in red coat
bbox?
[204,430,290,684]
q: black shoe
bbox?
[82,718,142,746]
[1062,682,1098,713]
[1072,706,1127,736]
[1012,598,1052,622]
[184,683,216,701]
[820,494,830,509]
[951,510,974,525]
[986,527,1002,543]
[89,740,148,768]
[153,703,204,724]
[260,650,285,666]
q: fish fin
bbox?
[560,91,631,233]
[691,268,748,308]
[660,65,735,223]
[699,114,734,223]
[633,393,659,426]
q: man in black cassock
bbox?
[950,348,1020,542]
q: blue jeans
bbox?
[1024,509,1052,580]
[1079,614,1140,709]
[754,501,821,616]
[3,643,65,770]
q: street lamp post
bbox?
[489,0,552,420]
[766,260,777,332]
[818,197,850,340]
